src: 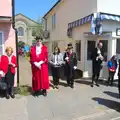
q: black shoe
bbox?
[6,94,10,99]
[91,84,94,87]
[33,91,38,96]
[56,86,59,89]
[10,94,15,99]
[42,90,47,97]
[70,85,74,89]
[96,84,100,87]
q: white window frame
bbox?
[0,31,4,55]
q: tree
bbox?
[31,17,44,38]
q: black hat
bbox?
[35,36,43,41]
[67,43,73,49]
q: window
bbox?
[87,41,96,60]
[99,40,108,61]
[0,32,4,55]
[116,39,120,54]
[52,14,56,29]
[18,27,24,36]
[75,41,81,61]
[32,28,36,36]
[52,42,58,52]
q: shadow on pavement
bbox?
[75,79,91,85]
[50,80,67,88]
[103,91,120,99]
[92,97,120,112]
[75,79,118,88]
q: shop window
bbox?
[75,40,81,61]
[87,41,96,60]
[99,40,108,61]
[0,32,4,55]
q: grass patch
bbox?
[15,85,32,96]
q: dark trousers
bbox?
[5,65,15,95]
[108,71,115,85]
[92,62,101,85]
[51,67,60,86]
[118,77,120,94]
[66,65,75,86]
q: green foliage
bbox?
[15,85,32,96]
[26,52,30,57]
[18,41,25,48]
[31,17,44,38]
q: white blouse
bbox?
[36,45,42,55]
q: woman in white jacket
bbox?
[49,47,63,89]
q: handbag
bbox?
[0,77,7,90]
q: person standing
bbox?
[118,59,120,98]
[107,55,117,86]
[49,47,63,89]
[63,43,77,88]
[0,47,17,99]
[91,42,104,87]
[30,36,49,96]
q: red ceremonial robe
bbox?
[0,55,17,74]
[30,45,49,91]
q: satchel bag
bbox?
[0,77,7,90]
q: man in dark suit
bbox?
[63,43,77,88]
[91,42,104,87]
[118,59,120,98]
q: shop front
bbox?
[68,13,120,79]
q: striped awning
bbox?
[68,14,92,29]
[101,13,120,21]
[67,13,120,36]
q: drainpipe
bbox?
[12,0,19,87]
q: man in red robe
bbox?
[30,36,49,96]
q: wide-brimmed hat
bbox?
[67,43,73,49]
[35,36,43,41]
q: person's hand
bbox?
[73,66,77,70]
[39,61,44,65]
[34,62,41,69]
[9,62,15,67]
[65,57,69,61]
[0,71,5,77]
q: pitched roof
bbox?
[15,13,39,24]
[43,0,61,18]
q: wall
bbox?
[0,22,17,86]
[46,0,97,52]
[0,0,12,17]
[72,23,91,72]
[97,0,120,15]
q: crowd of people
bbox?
[0,36,120,99]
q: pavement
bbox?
[0,56,119,120]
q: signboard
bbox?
[116,28,120,36]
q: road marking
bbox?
[111,117,120,120]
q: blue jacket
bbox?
[107,60,117,70]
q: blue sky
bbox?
[15,0,58,21]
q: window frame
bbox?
[75,40,81,61]
[0,31,4,55]
[52,13,56,29]
[18,27,24,36]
